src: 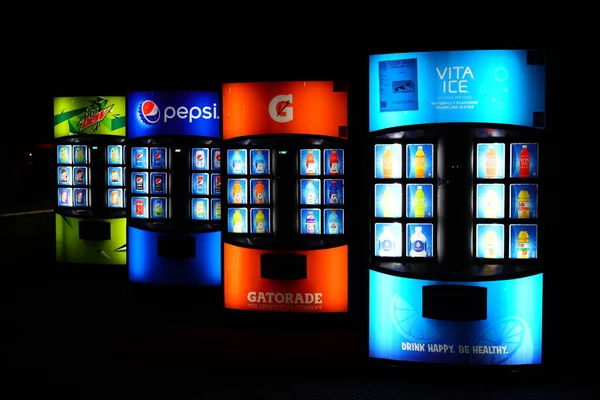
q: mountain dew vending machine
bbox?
[367,49,547,366]
[126,91,221,287]
[54,96,127,265]
[222,81,349,313]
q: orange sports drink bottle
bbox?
[383,146,393,178]
[254,180,265,204]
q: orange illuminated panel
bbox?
[222,81,348,140]
[223,243,348,312]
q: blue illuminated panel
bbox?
[369,50,546,131]
[128,227,221,286]
[369,270,543,365]
[127,91,220,139]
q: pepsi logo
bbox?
[139,100,160,124]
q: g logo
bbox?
[269,94,293,123]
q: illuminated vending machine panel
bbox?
[299,147,346,236]
[372,141,436,261]
[191,146,221,222]
[130,145,169,221]
[57,143,91,209]
[106,144,127,210]
[474,141,539,261]
[226,147,270,235]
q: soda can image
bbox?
[132,147,148,169]
[192,148,209,171]
[211,199,221,220]
[150,147,167,169]
[108,145,122,165]
[132,172,148,194]
[57,145,72,164]
[74,167,87,185]
[212,174,221,195]
[211,148,221,171]
[74,188,88,207]
[132,197,148,218]
[57,188,72,207]
[57,166,72,185]
[150,172,167,194]
[108,189,123,208]
[151,197,167,219]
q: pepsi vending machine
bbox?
[367,50,547,367]
[126,91,222,287]
[222,81,349,313]
[54,96,127,265]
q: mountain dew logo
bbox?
[77,97,114,131]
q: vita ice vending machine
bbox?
[126,91,222,287]
[367,49,547,366]
[54,96,127,265]
[222,81,349,313]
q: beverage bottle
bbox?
[329,150,339,174]
[409,226,427,257]
[327,210,339,234]
[111,169,119,183]
[196,175,204,194]
[328,180,339,204]
[305,151,316,175]
[483,188,498,218]
[111,147,119,163]
[254,150,265,174]
[485,145,497,178]
[305,211,316,234]
[76,169,84,183]
[195,200,205,219]
[413,185,425,218]
[214,201,221,219]
[517,189,530,218]
[196,149,205,169]
[231,150,242,173]
[382,186,395,217]
[415,145,426,178]
[60,147,68,163]
[519,145,530,178]
[154,200,163,217]
[378,225,396,256]
[255,210,265,233]
[232,180,242,204]
[382,146,393,178]
[517,229,530,259]
[75,147,84,163]
[305,180,317,204]
[484,229,499,258]
[111,191,119,206]
[214,150,221,170]
[232,209,243,233]
[254,180,265,204]
[60,168,68,183]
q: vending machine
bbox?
[54,96,127,265]
[126,91,222,287]
[222,81,349,313]
[367,49,547,366]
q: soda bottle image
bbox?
[60,147,68,163]
[76,190,84,205]
[329,150,339,174]
[154,200,163,218]
[255,209,265,233]
[327,210,339,234]
[484,229,499,258]
[328,180,339,204]
[305,211,316,234]
[382,146,393,178]
[483,188,498,218]
[378,225,396,257]
[195,200,205,219]
[60,168,68,183]
[232,180,243,204]
[517,229,530,259]
[196,175,205,194]
[111,169,119,183]
[409,226,427,257]
[232,209,243,233]
[195,149,205,170]
[413,185,425,218]
[135,149,145,168]
[415,145,425,178]
[254,150,265,174]
[382,186,395,217]
[60,189,69,205]
[519,145,530,178]
[111,190,119,206]
[214,201,221,219]
[485,145,497,178]
[76,169,84,184]
[305,151,316,175]
[110,147,119,163]
[517,189,530,218]
[75,147,84,163]
[254,180,265,204]
[214,150,221,170]
[305,180,317,204]
[231,151,242,173]
[214,175,221,194]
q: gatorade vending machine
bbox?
[126,91,222,287]
[222,81,349,313]
[54,96,127,265]
[367,49,547,366]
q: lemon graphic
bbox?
[390,293,439,342]
[472,316,533,365]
